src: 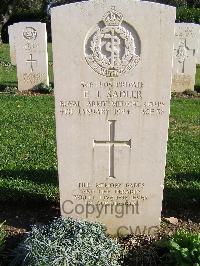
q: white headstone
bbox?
[52,0,176,235]
[8,24,17,65]
[14,22,49,91]
[197,25,200,65]
[172,23,200,92]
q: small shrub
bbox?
[194,85,200,93]
[156,230,200,265]
[171,91,177,98]
[36,82,54,94]
[0,85,18,94]
[11,217,122,266]
[4,86,18,94]
[183,89,197,97]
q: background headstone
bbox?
[8,24,17,65]
[172,23,200,92]
[52,0,176,235]
[197,25,200,65]
[14,22,49,91]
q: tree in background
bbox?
[0,0,17,43]
[0,0,80,42]
[0,0,48,43]
[153,0,187,7]
[46,0,83,40]
[187,0,200,7]
[142,0,199,7]
[143,0,200,23]
[47,0,82,12]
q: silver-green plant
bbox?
[11,217,122,266]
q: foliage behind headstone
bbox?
[176,7,200,23]
[147,0,200,7]
[143,0,200,23]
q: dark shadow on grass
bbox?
[0,169,58,186]
[170,172,200,182]
[0,190,59,227]
[0,82,17,91]
[0,169,59,211]
[0,185,59,205]
[163,172,200,222]
[3,81,17,86]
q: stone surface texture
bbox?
[197,25,200,65]
[14,22,49,91]
[8,24,17,65]
[52,0,176,235]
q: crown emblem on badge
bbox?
[103,6,123,26]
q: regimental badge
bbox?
[84,6,141,77]
[23,27,37,40]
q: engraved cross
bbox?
[174,39,195,73]
[26,53,37,72]
[93,120,131,178]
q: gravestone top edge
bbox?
[51,0,176,13]
[10,22,44,27]
[175,22,200,27]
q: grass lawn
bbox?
[165,98,200,209]
[196,65,200,90]
[0,95,58,203]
